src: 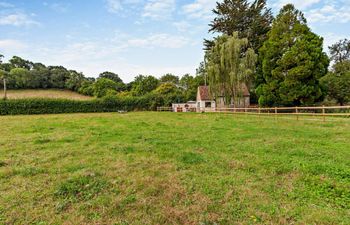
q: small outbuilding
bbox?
[196,86,216,112]
[172,101,197,112]
[171,84,250,112]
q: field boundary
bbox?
[157,105,350,121]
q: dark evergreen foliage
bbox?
[257,4,329,106]
[206,0,273,52]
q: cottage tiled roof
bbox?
[198,86,211,100]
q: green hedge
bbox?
[0,94,165,115]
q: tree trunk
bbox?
[3,78,7,100]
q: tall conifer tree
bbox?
[257,4,329,106]
[206,0,273,52]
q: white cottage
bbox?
[172,85,250,112]
[196,86,216,112]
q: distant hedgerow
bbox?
[0,94,165,115]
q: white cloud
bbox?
[0,12,39,27]
[24,40,127,76]
[0,1,13,8]
[105,0,142,13]
[28,40,194,82]
[306,4,350,23]
[322,32,347,51]
[182,0,216,20]
[271,1,350,23]
[51,41,126,64]
[0,39,27,52]
[273,0,321,10]
[173,21,191,32]
[20,31,193,81]
[127,34,189,49]
[106,0,122,12]
[44,2,70,13]
[142,0,175,20]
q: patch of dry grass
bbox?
[1,89,93,100]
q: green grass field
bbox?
[0,112,349,224]
[0,89,93,100]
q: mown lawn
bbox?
[0,112,349,224]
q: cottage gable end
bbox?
[197,86,210,101]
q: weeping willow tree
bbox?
[205,32,257,106]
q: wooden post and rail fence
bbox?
[157,105,350,121]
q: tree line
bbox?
[204,0,350,106]
[0,55,205,104]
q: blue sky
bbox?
[0,0,349,82]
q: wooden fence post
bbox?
[322,105,326,122]
[295,106,299,121]
[275,107,277,120]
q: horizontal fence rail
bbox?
[157,107,173,112]
[157,105,350,121]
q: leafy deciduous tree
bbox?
[48,66,70,89]
[65,70,85,91]
[320,70,350,106]
[9,68,31,89]
[99,72,125,91]
[9,56,32,70]
[154,82,179,95]
[93,78,118,98]
[99,71,123,83]
[320,40,350,105]
[160,74,179,84]
[329,39,350,63]
[78,80,95,96]
[131,75,159,96]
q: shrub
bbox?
[320,71,350,106]
[93,78,119,98]
[78,80,95,96]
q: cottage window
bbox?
[205,102,212,108]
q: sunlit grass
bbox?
[0,112,349,224]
